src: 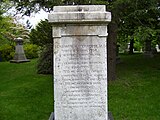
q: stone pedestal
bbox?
[10,37,30,63]
[49,111,114,120]
[49,5,112,120]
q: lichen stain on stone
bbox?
[89,26,96,33]
[76,36,84,41]
[98,110,103,117]
[54,39,60,54]
[73,27,81,36]
[78,13,85,20]
[73,113,78,120]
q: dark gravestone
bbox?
[144,40,154,57]
[10,37,30,63]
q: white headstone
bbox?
[156,44,160,52]
[49,5,111,120]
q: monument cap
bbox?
[48,5,111,24]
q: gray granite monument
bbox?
[48,5,113,120]
[10,37,30,63]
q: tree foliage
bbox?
[37,44,53,74]
[0,0,30,46]
[29,19,52,46]
[0,15,30,46]
[0,16,13,45]
[108,0,160,52]
[29,19,52,74]
[7,0,109,16]
[5,0,159,74]
[8,0,159,43]
[4,0,160,37]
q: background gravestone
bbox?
[49,5,112,120]
[10,37,30,63]
[143,40,154,57]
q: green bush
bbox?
[37,44,53,74]
[24,44,39,59]
[29,19,53,74]
[0,44,14,61]
[0,43,39,61]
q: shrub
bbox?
[37,44,53,74]
[29,19,53,74]
[24,44,39,59]
[0,44,14,61]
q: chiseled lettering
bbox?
[56,42,107,108]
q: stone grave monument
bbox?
[156,44,160,52]
[48,5,113,120]
[143,40,154,57]
[10,37,30,63]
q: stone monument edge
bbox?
[48,5,111,24]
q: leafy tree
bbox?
[0,15,30,45]
[29,19,52,46]
[29,19,52,74]
[6,0,160,79]
[113,0,160,53]
[7,0,109,16]
[4,0,160,43]
[0,0,29,45]
[0,16,14,45]
[106,0,159,79]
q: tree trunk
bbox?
[107,21,118,81]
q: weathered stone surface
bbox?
[48,5,111,24]
[53,5,106,12]
[48,112,114,120]
[54,36,107,120]
[49,5,111,120]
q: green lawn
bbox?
[109,54,160,120]
[0,54,160,120]
[0,59,53,120]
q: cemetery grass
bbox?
[1,54,160,120]
[109,53,160,120]
[0,59,53,120]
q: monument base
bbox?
[143,52,154,58]
[49,112,114,120]
[10,59,30,63]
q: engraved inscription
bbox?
[54,36,107,110]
